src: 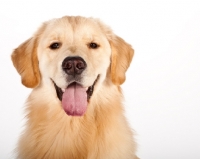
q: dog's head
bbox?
[11,16,134,116]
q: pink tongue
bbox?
[62,83,87,116]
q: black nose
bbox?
[62,56,87,75]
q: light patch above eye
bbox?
[49,42,62,50]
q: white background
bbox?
[0,0,200,159]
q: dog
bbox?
[11,16,138,159]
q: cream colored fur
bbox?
[11,16,138,159]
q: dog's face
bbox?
[11,16,134,116]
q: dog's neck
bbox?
[18,83,125,159]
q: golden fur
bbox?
[11,16,138,159]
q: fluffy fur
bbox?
[11,16,138,159]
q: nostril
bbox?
[62,61,72,70]
[66,62,72,69]
[76,62,85,69]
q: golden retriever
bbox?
[11,16,138,159]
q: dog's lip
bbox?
[53,75,100,101]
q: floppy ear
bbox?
[110,36,134,85]
[11,37,40,88]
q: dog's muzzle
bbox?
[52,56,99,116]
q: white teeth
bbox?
[85,87,89,90]
[61,88,65,92]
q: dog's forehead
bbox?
[42,17,105,41]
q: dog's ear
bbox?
[110,36,134,85]
[11,37,40,88]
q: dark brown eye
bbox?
[89,42,99,49]
[49,42,61,49]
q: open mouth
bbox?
[53,75,99,116]
[54,75,99,101]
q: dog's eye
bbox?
[89,42,99,49]
[49,42,61,50]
